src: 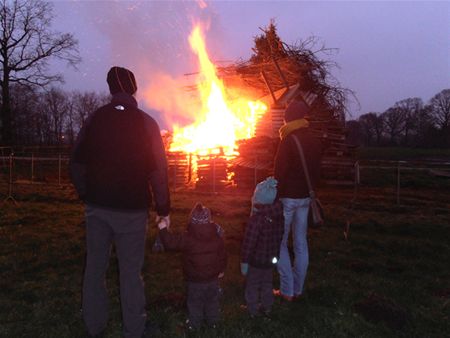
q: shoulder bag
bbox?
[292,135,324,227]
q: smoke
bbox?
[79,0,225,129]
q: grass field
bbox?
[0,177,449,337]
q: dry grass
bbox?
[0,178,449,337]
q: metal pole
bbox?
[212,157,216,194]
[58,154,62,186]
[4,154,17,203]
[254,155,258,187]
[188,153,192,184]
[396,161,400,205]
[174,155,177,190]
[353,161,360,203]
[31,153,34,184]
[8,154,13,196]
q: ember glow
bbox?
[169,25,267,156]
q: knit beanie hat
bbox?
[189,203,211,225]
[252,177,278,207]
[284,99,309,122]
[107,66,137,95]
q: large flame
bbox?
[169,25,267,156]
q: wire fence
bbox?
[1,153,449,203]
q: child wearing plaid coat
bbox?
[241,177,284,317]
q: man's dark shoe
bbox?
[87,331,105,338]
[143,321,161,337]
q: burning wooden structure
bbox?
[166,22,357,191]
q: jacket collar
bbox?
[111,92,138,108]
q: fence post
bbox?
[254,154,258,187]
[31,153,34,184]
[396,161,401,205]
[3,154,17,203]
[58,154,62,186]
[9,154,13,196]
[188,153,192,184]
[212,156,216,194]
[353,161,360,202]
[174,155,177,190]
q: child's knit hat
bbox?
[189,203,211,225]
[251,177,278,212]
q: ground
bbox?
[0,169,449,337]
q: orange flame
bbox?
[169,25,267,156]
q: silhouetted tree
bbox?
[393,98,423,146]
[42,87,68,145]
[0,0,80,145]
[9,83,39,144]
[71,91,108,130]
[382,107,404,146]
[429,89,450,130]
[345,119,362,146]
[358,113,375,146]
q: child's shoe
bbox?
[261,310,272,319]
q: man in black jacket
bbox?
[70,66,170,338]
[273,99,322,301]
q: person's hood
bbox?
[111,92,138,108]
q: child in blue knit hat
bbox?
[241,177,284,317]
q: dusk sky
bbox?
[51,0,450,128]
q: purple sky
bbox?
[51,1,450,129]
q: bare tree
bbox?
[393,98,423,146]
[9,83,39,144]
[358,113,376,146]
[345,119,362,146]
[42,87,68,145]
[429,89,450,130]
[71,91,109,132]
[0,0,80,144]
[382,107,404,146]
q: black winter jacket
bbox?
[159,222,227,283]
[69,93,170,215]
[274,129,323,199]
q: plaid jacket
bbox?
[241,200,284,268]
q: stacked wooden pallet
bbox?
[230,137,278,189]
[233,84,357,187]
[195,154,231,192]
[166,151,191,190]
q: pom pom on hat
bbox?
[107,66,137,95]
[189,203,211,225]
[252,177,278,211]
[284,100,310,122]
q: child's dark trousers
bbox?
[186,279,220,328]
[245,265,274,316]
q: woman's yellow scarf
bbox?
[279,118,309,140]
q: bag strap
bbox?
[291,134,316,198]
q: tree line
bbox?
[9,84,109,145]
[346,89,450,148]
